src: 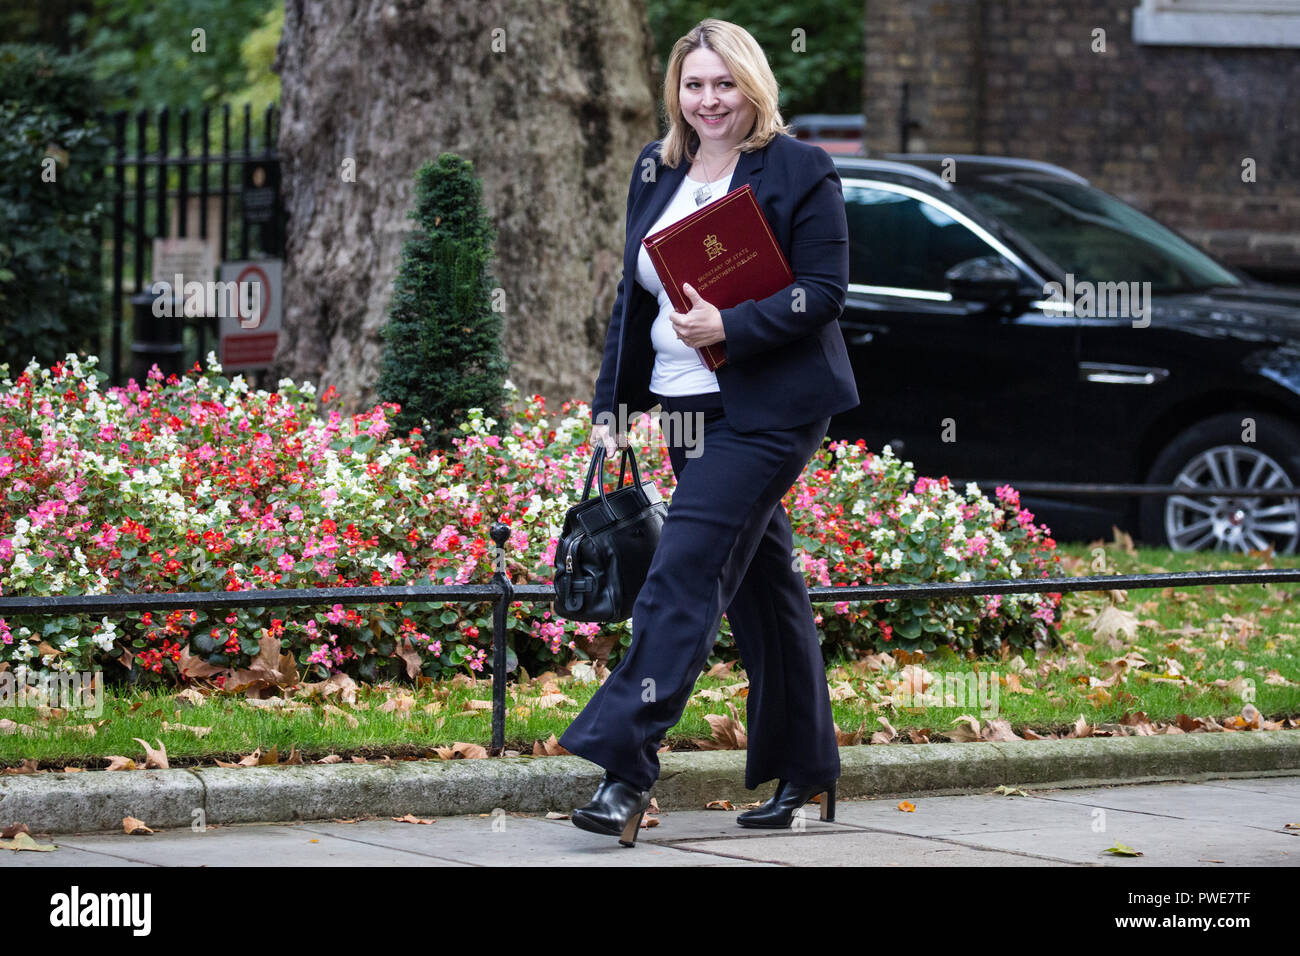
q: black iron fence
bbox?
[951,482,1300,499]
[102,103,285,388]
[3,522,1298,755]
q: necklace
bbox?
[690,149,737,206]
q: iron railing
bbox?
[3,522,1298,753]
[101,103,285,387]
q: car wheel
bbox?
[1138,412,1300,555]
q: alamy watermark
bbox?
[0,669,104,718]
[594,403,707,458]
[1042,273,1152,328]
[150,274,263,327]
[896,669,1000,717]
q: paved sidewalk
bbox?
[4,776,1297,866]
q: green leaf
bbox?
[1103,842,1143,857]
[895,617,922,639]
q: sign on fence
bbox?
[218,259,282,370]
[152,238,216,301]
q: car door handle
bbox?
[842,323,888,346]
[1078,361,1170,385]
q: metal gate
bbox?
[102,103,285,387]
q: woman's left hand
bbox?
[670,282,725,349]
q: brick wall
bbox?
[863,0,1300,278]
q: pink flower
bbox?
[277,553,296,571]
[995,484,1020,508]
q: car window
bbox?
[843,182,998,292]
[958,176,1242,293]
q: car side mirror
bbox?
[944,255,1022,304]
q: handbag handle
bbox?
[581,443,645,523]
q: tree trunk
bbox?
[270,0,660,416]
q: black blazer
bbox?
[591,131,861,433]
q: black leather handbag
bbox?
[552,443,668,622]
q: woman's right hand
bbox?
[590,421,628,457]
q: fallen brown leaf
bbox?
[132,737,169,769]
[0,831,56,852]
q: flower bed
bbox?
[0,354,1061,688]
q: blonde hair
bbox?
[658,18,790,168]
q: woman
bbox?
[558,18,861,846]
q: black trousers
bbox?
[559,390,840,791]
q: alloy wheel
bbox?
[1164,445,1300,554]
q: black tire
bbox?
[1138,411,1300,554]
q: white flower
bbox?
[278,377,296,390]
[206,351,222,373]
[851,497,866,516]
[1009,560,1022,578]
[229,374,249,394]
[965,481,981,498]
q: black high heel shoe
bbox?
[736,779,836,828]
[571,774,653,847]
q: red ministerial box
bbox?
[641,182,793,371]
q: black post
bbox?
[198,105,211,366]
[220,104,230,262]
[129,291,183,384]
[133,109,146,294]
[90,128,105,368]
[156,107,168,242]
[490,522,514,755]
[127,109,147,389]
[240,103,251,260]
[263,102,280,256]
[178,107,189,238]
[898,81,921,153]
[111,111,126,388]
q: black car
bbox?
[826,153,1300,554]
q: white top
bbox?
[635,166,734,397]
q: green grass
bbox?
[3,539,1298,769]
